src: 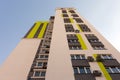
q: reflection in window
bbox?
[106,67,120,73]
[34,71,46,77]
[73,67,91,74]
[71,55,85,60]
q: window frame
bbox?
[71,54,86,60]
[36,62,47,67]
[34,71,46,77]
[73,67,91,74]
[38,55,49,59]
[106,67,120,73]
[101,54,113,60]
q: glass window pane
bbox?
[73,67,78,74]
[40,55,44,58]
[81,55,85,59]
[86,67,91,73]
[41,72,46,76]
[38,62,43,67]
[102,55,108,59]
[76,55,80,59]
[79,67,85,73]
[111,67,119,73]
[71,55,75,59]
[45,55,48,58]
[44,62,47,66]
[106,68,112,73]
[117,67,120,72]
[108,55,113,59]
[35,71,40,76]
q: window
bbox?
[67,34,77,38]
[85,34,106,50]
[34,71,46,77]
[63,14,69,17]
[69,10,75,13]
[45,55,48,58]
[67,34,82,50]
[71,14,79,17]
[73,67,91,74]
[69,46,81,50]
[40,55,44,58]
[89,39,99,43]
[62,10,67,13]
[41,49,49,54]
[106,67,120,73]
[78,24,91,32]
[74,18,83,23]
[74,67,79,74]
[36,62,47,68]
[41,72,46,76]
[71,55,85,60]
[37,62,43,67]
[101,54,113,59]
[64,18,71,23]
[65,24,74,32]
[93,46,105,50]
[79,67,85,73]
[38,55,48,59]
[68,39,78,43]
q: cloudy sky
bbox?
[0,0,120,65]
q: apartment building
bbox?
[0,8,120,80]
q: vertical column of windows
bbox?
[27,17,54,80]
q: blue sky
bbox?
[0,0,120,65]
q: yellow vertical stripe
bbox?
[76,34,87,50]
[27,22,41,38]
[38,22,48,38]
[70,18,74,23]
[93,54,112,80]
[77,24,83,32]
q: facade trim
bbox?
[76,34,87,50]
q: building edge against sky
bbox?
[0,8,120,80]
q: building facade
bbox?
[0,8,120,80]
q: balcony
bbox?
[74,74,96,80]
[28,78,45,80]
[68,42,80,46]
[72,60,90,67]
[110,74,120,80]
[102,59,120,67]
[90,42,104,47]
[87,36,98,40]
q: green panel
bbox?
[76,34,87,50]
[93,54,112,80]
[70,18,74,23]
[38,22,48,38]
[77,24,83,32]
[27,22,41,38]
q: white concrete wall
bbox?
[0,39,41,80]
[46,9,75,80]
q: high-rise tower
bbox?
[0,8,120,80]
